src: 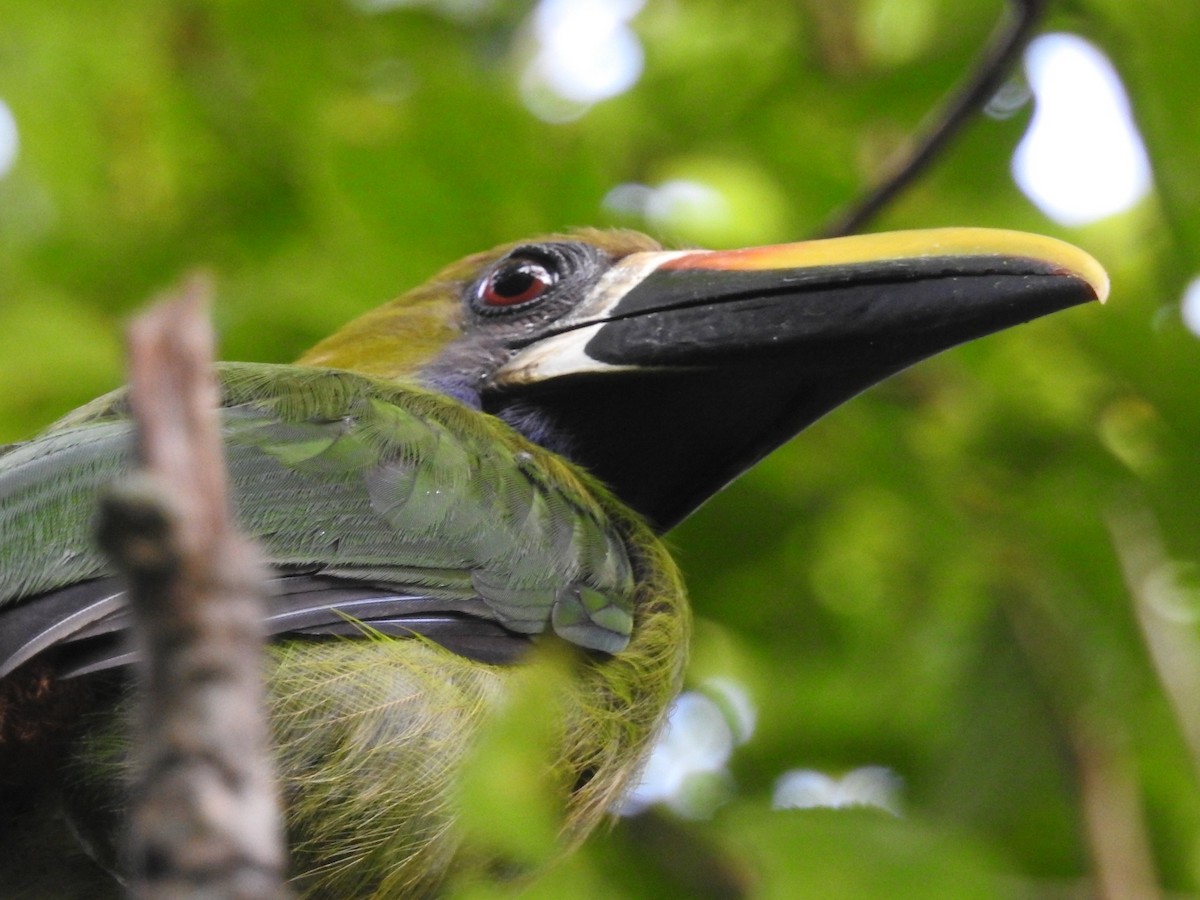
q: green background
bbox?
[1,1,1197,896]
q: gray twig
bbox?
[97,274,289,899]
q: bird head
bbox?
[298,227,1107,532]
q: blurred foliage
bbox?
[1,0,1199,897]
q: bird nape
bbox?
[0,227,1106,896]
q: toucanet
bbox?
[0,227,1107,896]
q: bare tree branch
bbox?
[1106,500,1200,790]
[97,274,289,899]
[1004,567,1163,900]
[820,0,1048,238]
[1069,712,1162,900]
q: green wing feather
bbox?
[0,362,635,653]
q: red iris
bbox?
[479,259,555,308]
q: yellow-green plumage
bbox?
[72,564,685,897]
[268,541,684,897]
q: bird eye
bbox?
[478,257,557,310]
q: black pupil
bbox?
[493,263,543,298]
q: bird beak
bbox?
[488,228,1107,532]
